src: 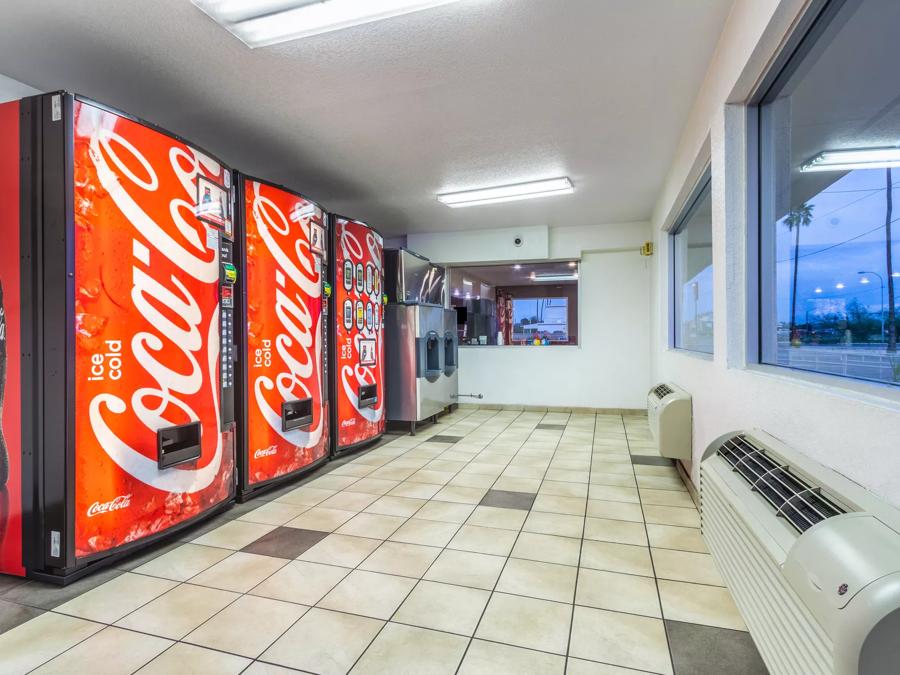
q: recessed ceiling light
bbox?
[800,147,900,172]
[191,0,466,47]
[513,264,522,270]
[836,283,845,289]
[568,262,576,268]
[438,177,574,208]
[531,273,578,282]
[814,287,823,294]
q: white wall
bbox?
[422,221,651,409]
[0,73,38,102]
[408,225,549,265]
[650,0,900,507]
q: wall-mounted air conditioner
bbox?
[700,430,900,675]
[646,382,691,460]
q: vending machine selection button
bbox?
[222,263,238,285]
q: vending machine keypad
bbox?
[220,240,237,391]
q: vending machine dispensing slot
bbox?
[420,331,443,383]
[443,330,457,376]
[157,422,203,469]
[281,398,314,432]
[358,383,379,409]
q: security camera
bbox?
[513,236,524,247]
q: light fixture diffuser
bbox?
[530,273,578,282]
[192,0,465,47]
[438,177,574,208]
[800,147,900,172]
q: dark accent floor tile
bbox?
[429,435,464,444]
[241,527,330,559]
[479,489,537,511]
[536,424,566,431]
[666,620,769,675]
[0,599,44,634]
[631,455,676,466]
[1,566,123,610]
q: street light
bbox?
[858,270,885,341]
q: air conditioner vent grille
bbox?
[652,384,674,399]
[716,434,845,534]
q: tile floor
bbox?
[0,409,768,675]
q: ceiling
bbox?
[0,0,733,236]
[451,260,577,287]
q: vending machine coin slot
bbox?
[281,398,314,432]
[359,383,378,409]
[157,422,203,469]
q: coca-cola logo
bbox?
[81,104,225,493]
[254,445,278,459]
[87,494,132,517]
[250,182,324,450]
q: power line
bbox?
[775,215,900,263]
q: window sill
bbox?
[458,344,580,349]
[745,363,900,412]
[667,347,714,362]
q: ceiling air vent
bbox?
[715,434,844,534]
[652,384,674,399]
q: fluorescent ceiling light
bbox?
[438,177,574,208]
[530,273,578,282]
[192,0,465,47]
[800,147,900,172]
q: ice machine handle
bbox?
[282,398,314,432]
[157,422,202,469]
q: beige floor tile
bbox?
[359,541,442,578]
[466,505,528,531]
[33,626,171,675]
[238,501,310,526]
[511,531,581,566]
[388,481,443,499]
[459,640,566,675]
[658,579,746,630]
[115,583,238,639]
[539,481,589,498]
[523,511,585,538]
[587,499,644,523]
[576,569,660,617]
[408,469,457,485]
[447,524,518,556]
[319,491,381,512]
[566,658,646,674]
[318,569,416,619]
[307,474,362,491]
[299,533,383,568]
[652,548,724,586]
[0,612,104,674]
[475,592,572,655]
[496,558,577,603]
[346,477,401,496]
[415,500,476,524]
[639,488,695,508]
[136,643,250,674]
[243,663,301,675]
[580,540,653,577]
[184,594,308,658]
[275,486,337,507]
[493,476,542,493]
[336,512,407,538]
[285,507,358,532]
[189,551,288,593]
[250,560,349,605]
[394,580,489,635]
[569,606,672,674]
[329,462,377,477]
[54,572,178,623]
[544,469,590,483]
[389,518,460,547]
[584,517,647,546]
[642,504,701,528]
[646,524,707,553]
[532,494,587,516]
[133,544,233,582]
[448,472,497,489]
[261,607,383,675]
[368,466,417,481]
[588,486,640,504]
[501,465,545,480]
[424,549,506,590]
[364,495,427,517]
[589,474,637,489]
[191,520,277,550]
[352,622,468,675]
[432,485,488,504]
[636,475,687,491]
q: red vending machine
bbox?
[330,216,386,455]
[0,92,237,583]
[234,175,330,500]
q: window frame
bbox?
[748,0,900,388]
[669,166,714,354]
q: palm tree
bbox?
[885,167,896,352]
[785,203,815,345]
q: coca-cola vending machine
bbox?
[330,216,386,455]
[0,92,237,583]
[234,176,330,500]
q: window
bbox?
[671,169,714,353]
[757,0,900,386]
[448,262,578,345]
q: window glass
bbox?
[512,298,569,344]
[672,173,714,353]
[759,0,900,386]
